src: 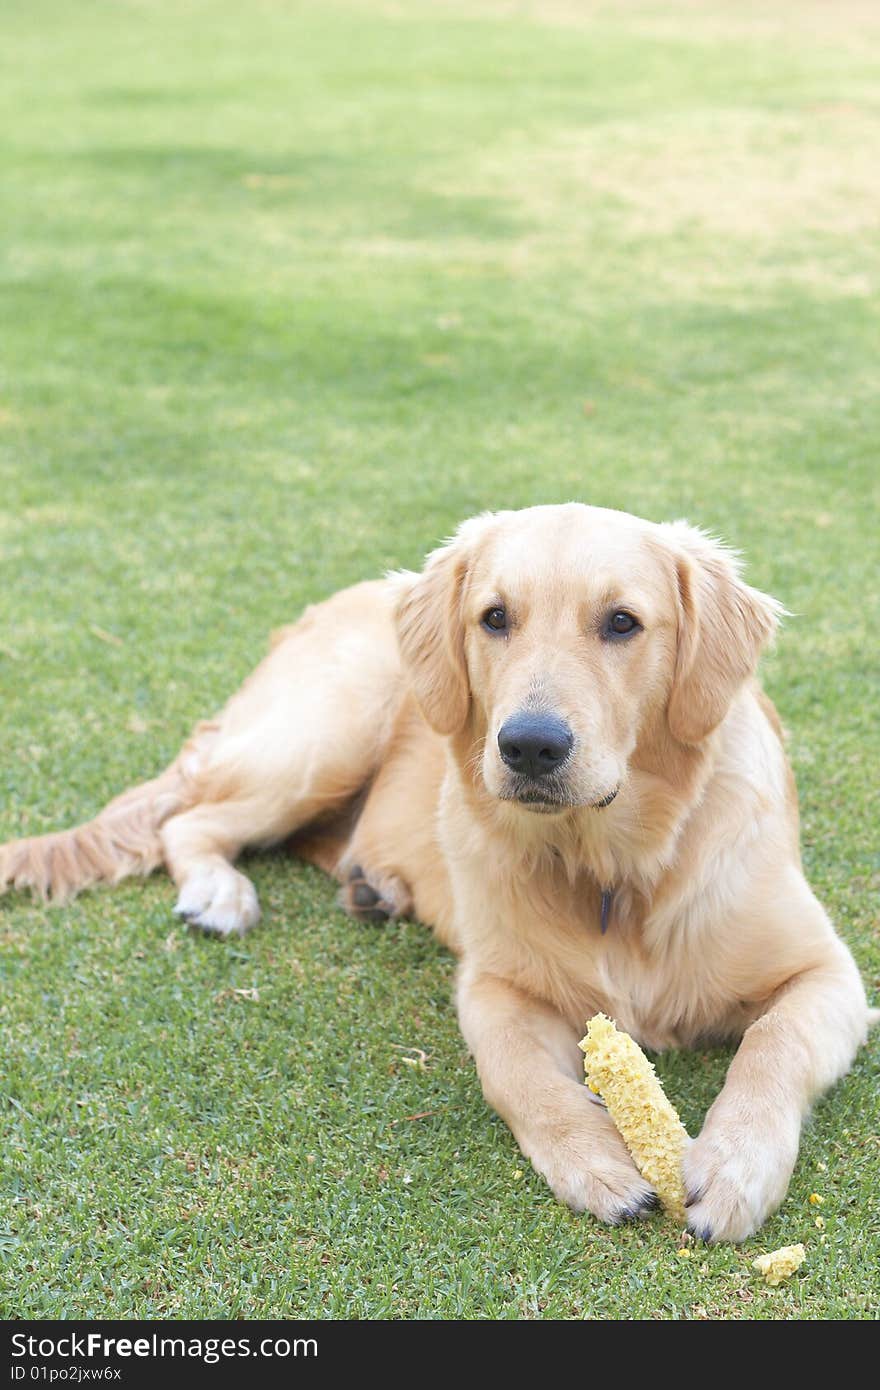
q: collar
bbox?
[600,888,613,935]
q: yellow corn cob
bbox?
[752,1244,806,1286]
[579,1013,689,1221]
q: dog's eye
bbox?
[605,611,641,639]
[482,606,508,633]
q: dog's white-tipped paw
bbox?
[174,866,261,936]
[542,1149,657,1225]
[683,1123,797,1244]
[521,1103,656,1224]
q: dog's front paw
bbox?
[684,1120,798,1244]
[523,1112,657,1225]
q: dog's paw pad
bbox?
[342,872,392,922]
[340,865,411,924]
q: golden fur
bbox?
[2,503,874,1241]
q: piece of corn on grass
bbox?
[752,1244,806,1286]
[579,1013,689,1221]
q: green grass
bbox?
[1,0,879,1320]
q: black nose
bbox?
[497,712,574,779]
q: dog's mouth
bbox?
[591,786,619,809]
[497,780,569,813]
[513,790,568,814]
[499,781,620,814]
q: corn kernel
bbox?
[752,1244,806,1286]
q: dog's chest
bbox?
[526,874,746,1051]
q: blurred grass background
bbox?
[1,0,878,1318]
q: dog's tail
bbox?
[0,766,184,903]
[0,721,217,904]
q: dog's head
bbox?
[395,504,783,815]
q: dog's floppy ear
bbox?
[661,522,785,745]
[393,531,473,736]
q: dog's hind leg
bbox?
[161,579,405,935]
[0,578,407,931]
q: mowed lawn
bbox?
[1,0,879,1320]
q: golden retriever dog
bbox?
[2,503,875,1242]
